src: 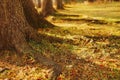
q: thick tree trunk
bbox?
[53,0,64,9]
[41,0,55,17]
[0,0,61,79]
[21,0,54,29]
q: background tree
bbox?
[53,0,64,9]
[32,0,37,7]
[41,0,55,17]
[87,0,95,2]
[37,0,41,8]
[63,0,77,4]
[21,0,54,29]
[64,0,71,4]
[0,0,61,79]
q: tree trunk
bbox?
[53,0,64,9]
[64,0,71,4]
[87,0,95,2]
[32,0,41,8]
[21,0,54,29]
[0,0,61,79]
[41,0,55,17]
[37,0,41,8]
[64,0,76,4]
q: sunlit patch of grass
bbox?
[25,2,120,79]
[64,2,120,20]
[46,2,120,40]
[44,2,120,73]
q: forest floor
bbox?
[0,2,120,80]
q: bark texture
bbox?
[41,0,55,17]
[21,0,54,29]
[0,0,61,79]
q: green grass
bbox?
[65,2,120,20]
[44,2,120,79]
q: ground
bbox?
[0,2,120,80]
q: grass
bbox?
[46,2,120,79]
[65,2,120,20]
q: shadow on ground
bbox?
[0,38,120,80]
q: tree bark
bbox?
[21,0,54,29]
[41,0,55,17]
[53,0,64,9]
[32,0,41,8]
[64,0,70,4]
[0,0,61,79]
[64,0,76,4]
[37,0,41,8]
